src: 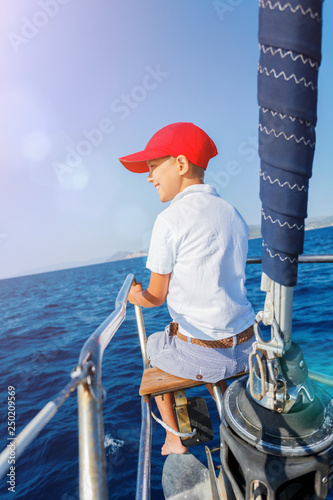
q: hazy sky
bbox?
[0,0,332,279]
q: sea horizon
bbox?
[1,221,332,282]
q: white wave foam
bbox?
[104,434,125,454]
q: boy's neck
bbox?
[179,178,204,193]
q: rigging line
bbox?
[150,410,197,438]
[249,352,266,401]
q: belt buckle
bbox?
[169,322,178,337]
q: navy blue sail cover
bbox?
[258,0,323,286]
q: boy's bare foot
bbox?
[161,436,188,456]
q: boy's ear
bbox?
[175,155,190,176]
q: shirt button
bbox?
[196,374,203,380]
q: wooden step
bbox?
[139,367,206,397]
[139,367,249,397]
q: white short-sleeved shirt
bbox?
[146,184,255,340]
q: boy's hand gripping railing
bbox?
[0,273,135,500]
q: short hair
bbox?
[190,163,205,180]
[169,156,205,180]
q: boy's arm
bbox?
[128,272,171,308]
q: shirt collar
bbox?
[171,184,218,204]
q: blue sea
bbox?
[1,227,332,499]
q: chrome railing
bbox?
[76,273,134,500]
[134,303,152,500]
[247,254,333,264]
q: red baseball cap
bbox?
[119,122,218,173]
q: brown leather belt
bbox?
[170,322,254,349]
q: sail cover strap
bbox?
[258,0,323,286]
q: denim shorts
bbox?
[146,324,253,384]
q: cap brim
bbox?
[119,148,170,173]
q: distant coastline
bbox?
[303,214,333,231]
[85,216,333,263]
[1,218,332,280]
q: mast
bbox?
[220,2,333,498]
[258,0,322,289]
[255,0,323,410]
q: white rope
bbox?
[249,352,266,401]
[151,411,197,438]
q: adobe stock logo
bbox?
[206,135,257,190]
[52,65,169,183]
[7,0,72,54]
[213,0,244,21]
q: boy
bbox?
[119,122,255,455]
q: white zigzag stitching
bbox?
[261,107,312,126]
[260,44,319,70]
[260,169,308,192]
[258,65,317,91]
[262,242,298,263]
[262,209,304,230]
[259,0,321,22]
[258,123,315,147]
